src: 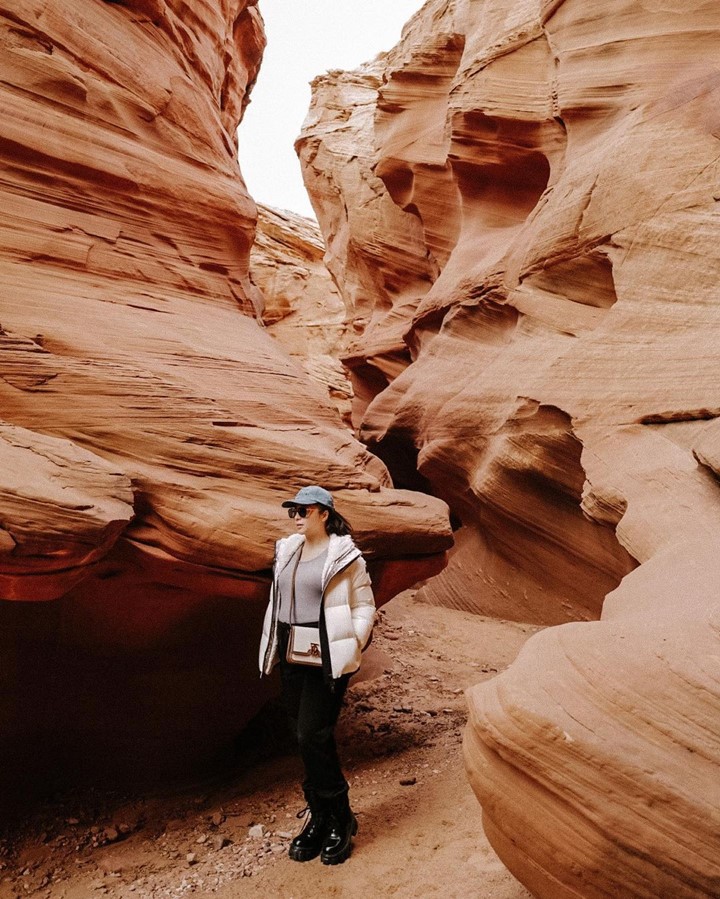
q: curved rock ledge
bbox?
[0,422,134,600]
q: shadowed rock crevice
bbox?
[522,248,618,311]
[362,427,434,497]
[360,298,521,496]
[450,111,552,228]
[418,403,636,624]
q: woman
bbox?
[258,485,375,865]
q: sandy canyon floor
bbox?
[0,593,539,899]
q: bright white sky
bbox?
[238,0,422,219]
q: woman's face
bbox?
[291,504,329,540]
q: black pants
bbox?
[277,622,350,801]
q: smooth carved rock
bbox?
[0,0,452,792]
[299,0,720,895]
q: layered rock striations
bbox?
[252,203,353,423]
[299,0,720,895]
[0,0,451,792]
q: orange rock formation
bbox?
[0,1,451,793]
[298,0,720,895]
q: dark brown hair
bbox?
[322,505,352,536]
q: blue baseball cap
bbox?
[281,486,335,509]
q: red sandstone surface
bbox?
[298,0,720,896]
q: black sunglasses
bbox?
[287,506,315,519]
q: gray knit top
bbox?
[277,547,328,625]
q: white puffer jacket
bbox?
[259,533,375,679]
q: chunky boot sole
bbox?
[320,816,358,866]
[289,842,323,862]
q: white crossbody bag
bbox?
[286,624,323,666]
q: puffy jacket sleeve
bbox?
[258,579,275,673]
[348,556,375,650]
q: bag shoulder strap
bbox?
[289,551,302,625]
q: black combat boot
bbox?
[289,791,328,862]
[320,793,357,865]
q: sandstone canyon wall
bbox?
[298,0,720,895]
[0,0,452,796]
